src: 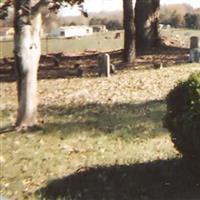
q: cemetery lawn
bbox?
[0,63,200,199]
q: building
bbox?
[91,25,108,33]
[0,27,14,40]
[159,24,171,29]
[0,27,14,36]
[49,26,93,38]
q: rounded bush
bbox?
[164,72,200,159]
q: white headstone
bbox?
[98,53,111,77]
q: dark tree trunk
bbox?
[14,0,42,129]
[135,0,160,53]
[123,0,135,63]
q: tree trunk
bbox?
[14,0,42,129]
[123,0,135,63]
[135,0,160,53]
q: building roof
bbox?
[59,25,92,30]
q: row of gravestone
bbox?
[190,36,200,63]
[98,36,200,77]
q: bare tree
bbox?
[123,0,135,63]
[1,0,84,130]
[135,0,160,53]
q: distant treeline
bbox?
[160,4,200,29]
[0,4,199,31]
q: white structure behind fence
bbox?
[49,26,93,38]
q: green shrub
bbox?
[164,72,200,159]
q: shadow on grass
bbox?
[0,125,15,134]
[37,158,200,200]
[40,100,167,139]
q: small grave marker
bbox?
[98,53,111,77]
[189,36,200,63]
[190,36,199,49]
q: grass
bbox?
[1,28,200,58]
[0,101,178,199]
[0,31,123,58]
[38,159,200,200]
[160,28,200,47]
[0,62,200,199]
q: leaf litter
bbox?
[0,58,199,199]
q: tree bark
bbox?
[123,0,135,63]
[135,0,160,53]
[14,0,42,129]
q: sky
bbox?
[59,0,200,16]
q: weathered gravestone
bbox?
[189,36,200,63]
[190,36,199,49]
[98,53,111,77]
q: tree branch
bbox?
[0,0,12,19]
[31,0,52,16]
[31,0,86,17]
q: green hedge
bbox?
[164,72,200,159]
